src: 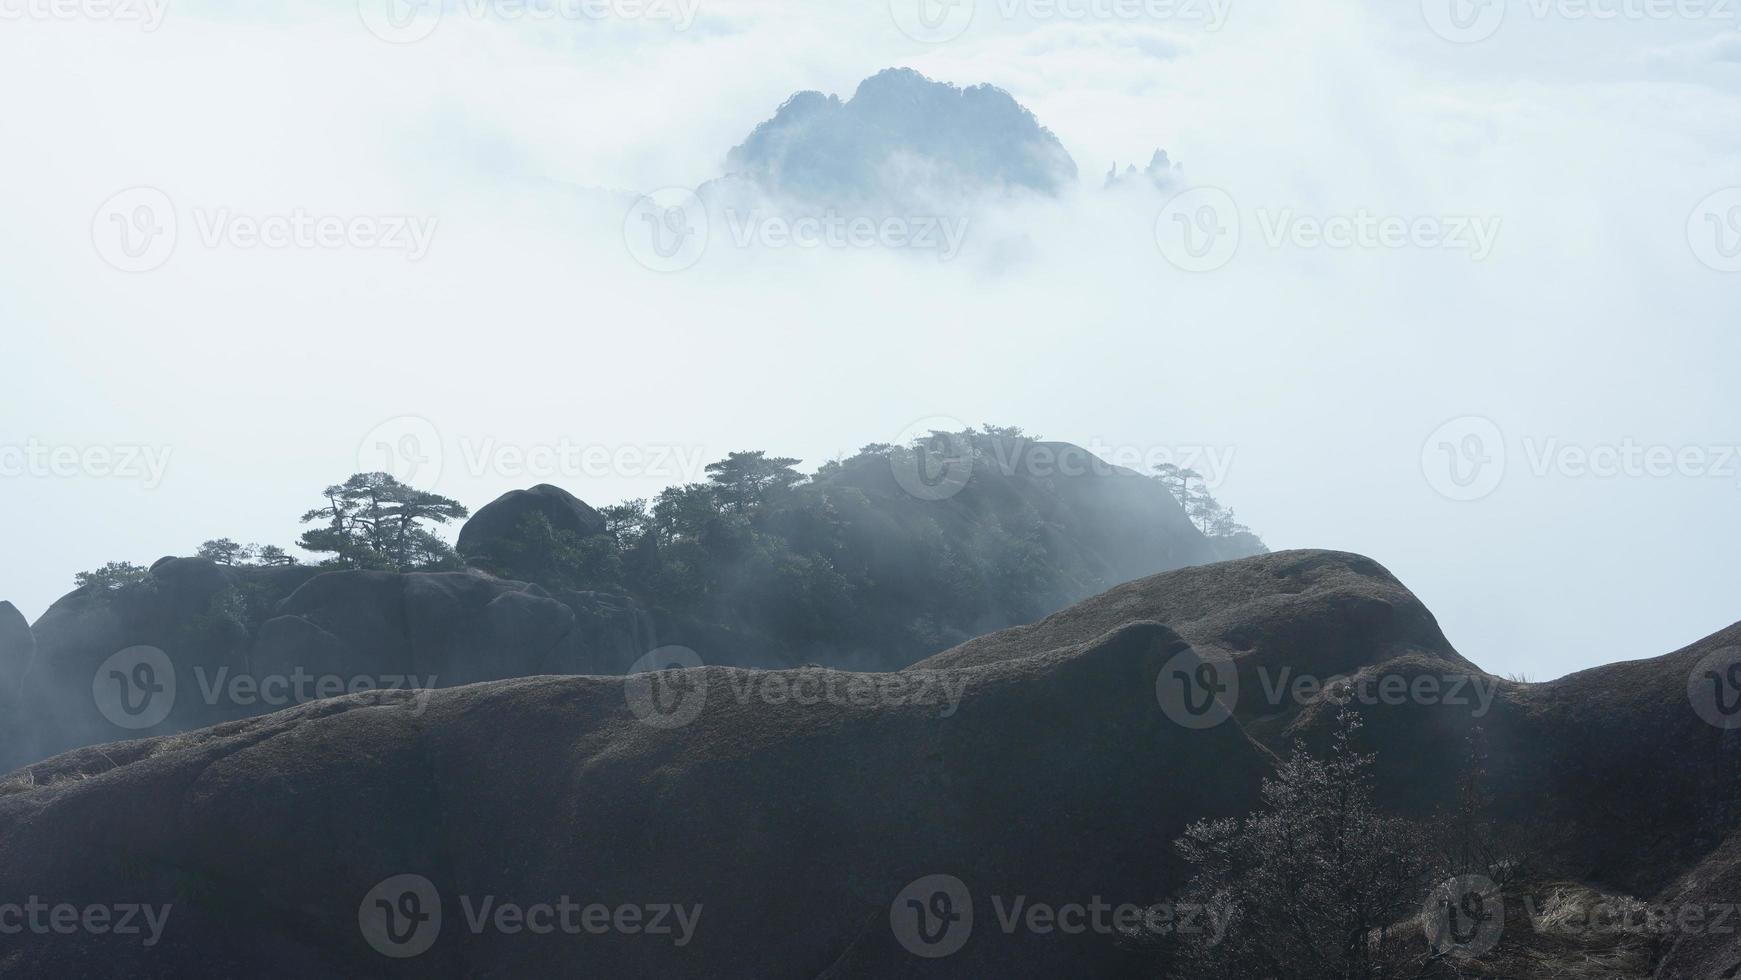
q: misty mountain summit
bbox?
[1106,148,1183,190]
[723,68,1079,206]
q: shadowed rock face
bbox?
[456,483,606,564]
[924,552,1741,900]
[4,549,1736,977]
[6,561,651,773]
[921,549,1471,746]
[0,602,30,707]
[0,602,31,763]
[0,622,1268,979]
[922,550,1468,676]
[3,450,1258,771]
[935,554,1741,974]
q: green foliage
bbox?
[174,586,252,658]
[297,472,468,571]
[1159,708,1438,980]
[161,427,1262,669]
[197,538,248,565]
[1154,463,1252,540]
[542,426,1169,665]
[704,451,804,513]
[472,512,624,592]
[196,539,299,567]
[74,561,151,592]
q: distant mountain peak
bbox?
[1105,147,1181,190]
[724,68,1079,206]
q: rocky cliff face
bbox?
[1,550,1735,977]
[0,602,31,769]
[2,438,1256,773]
[456,483,607,565]
[0,622,1267,979]
[2,559,652,774]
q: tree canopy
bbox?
[297,472,468,571]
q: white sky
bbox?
[1,0,1738,679]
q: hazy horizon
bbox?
[3,0,1739,680]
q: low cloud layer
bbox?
[1,0,1738,678]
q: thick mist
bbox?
[2,0,1738,679]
